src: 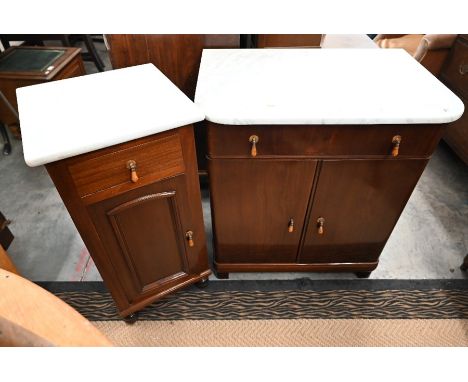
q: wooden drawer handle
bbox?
[460,63,468,75]
[288,218,294,233]
[126,160,139,183]
[249,135,259,157]
[391,135,402,157]
[186,230,194,247]
[317,217,325,235]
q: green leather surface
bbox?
[0,48,65,72]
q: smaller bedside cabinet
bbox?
[17,64,210,318]
[0,46,85,137]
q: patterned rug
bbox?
[39,279,468,346]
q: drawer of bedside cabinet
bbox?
[440,37,468,99]
[207,123,443,159]
[69,133,185,199]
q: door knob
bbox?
[126,160,139,183]
[186,230,194,247]
[288,218,294,233]
[391,135,402,157]
[317,217,325,235]
[249,135,259,157]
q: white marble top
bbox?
[195,49,464,126]
[321,34,378,49]
[17,64,205,167]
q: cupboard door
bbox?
[299,159,428,264]
[209,159,317,263]
[88,174,202,303]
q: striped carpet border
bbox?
[37,279,468,321]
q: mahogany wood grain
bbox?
[299,159,429,264]
[105,35,240,173]
[68,133,185,199]
[46,125,210,317]
[207,122,444,159]
[255,34,323,48]
[208,158,316,264]
[106,34,239,100]
[440,35,468,164]
[440,36,468,99]
[207,121,445,277]
[214,261,378,274]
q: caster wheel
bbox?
[123,312,138,324]
[355,271,372,279]
[195,277,210,289]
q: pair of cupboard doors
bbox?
[207,123,443,274]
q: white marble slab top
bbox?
[17,64,205,167]
[195,49,464,126]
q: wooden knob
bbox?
[391,135,401,157]
[317,217,325,235]
[186,231,194,247]
[126,160,139,183]
[288,218,294,233]
[249,135,259,157]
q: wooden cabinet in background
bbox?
[439,34,468,164]
[0,46,84,132]
[46,126,210,317]
[207,122,444,278]
[105,34,240,173]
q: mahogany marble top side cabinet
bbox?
[195,49,464,279]
[17,64,210,318]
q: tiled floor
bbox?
[1,38,467,281]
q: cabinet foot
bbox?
[214,271,229,279]
[123,312,139,324]
[195,277,210,288]
[461,255,468,271]
[355,271,372,279]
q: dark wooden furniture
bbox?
[439,34,468,164]
[0,46,85,136]
[46,126,210,318]
[105,34,240,173]
[253,34,323,48]
[0,34,105,72]
[207,122,444,278]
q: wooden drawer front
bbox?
[69,134,185,199]
[207,123,442,159]
[441,37,468,99]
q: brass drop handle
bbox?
[391,135,402,157]
[317,217,325,235]
[126,160,139,183]
[288,218,294,233]
[249,135,259,157]
[460,63,467,75]
[186,230,194,247]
